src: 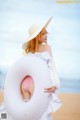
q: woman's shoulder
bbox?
[44,44,51,50]
[37,44,52,57]
[44,44,52,57]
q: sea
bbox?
[59,78,80,93]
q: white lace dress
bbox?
[29,52,62,120]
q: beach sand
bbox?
[53,93,80,120]
[0,91,80,120]
[0,90,4,105]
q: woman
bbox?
[21,17,62,120]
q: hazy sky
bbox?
[0,0,80,79]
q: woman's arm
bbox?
[44,44,60,93]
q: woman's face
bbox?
[39,28,48,44]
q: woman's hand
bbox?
[44,86,57,96]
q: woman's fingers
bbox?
[44,86,56,93]
[44,88,53,92]
[44,86,57,97]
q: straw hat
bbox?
[22,17,52,50]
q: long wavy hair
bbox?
[24,28,47,54]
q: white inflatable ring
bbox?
[4,54,51,120]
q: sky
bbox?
[0,0,80,79]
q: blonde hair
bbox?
[24,28,47,54]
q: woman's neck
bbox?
[39,42,46,46]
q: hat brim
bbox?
[22,17,52,50]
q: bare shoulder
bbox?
[38,44,53,56]
[44,44,52,56]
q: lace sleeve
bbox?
[48,57,60,89]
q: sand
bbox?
[0,90,4,105]
[53,93,80,120]
[0,90,80,120]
